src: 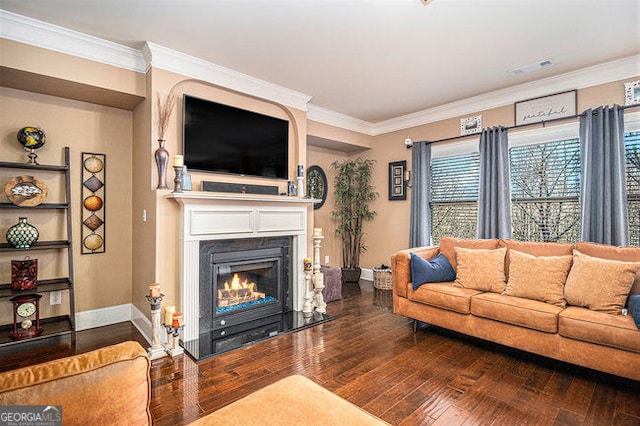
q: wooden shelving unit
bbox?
[0,147,75,348]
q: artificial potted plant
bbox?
[331,158,378,282]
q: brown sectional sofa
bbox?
[391,238,640,381]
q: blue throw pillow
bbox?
[629,293,640,329]
[410,252,456,291]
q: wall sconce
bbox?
[404,137,413,149]
[403,170,412,188]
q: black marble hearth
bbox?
[182,311,332,361]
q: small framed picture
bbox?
[625,80,640,106]
[388,160,407,201]
[460,115,482,135]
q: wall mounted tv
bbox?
[183,95,289,179]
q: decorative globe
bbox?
[17,127,46,150]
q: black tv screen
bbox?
[183,95,289,179]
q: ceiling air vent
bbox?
[509,60,554,76]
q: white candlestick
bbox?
[173,155,184,167]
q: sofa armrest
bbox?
[0,341,151,425]
[392,246,440,298]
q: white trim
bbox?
[361,268,373,281]
[144,42,313,112]
[2,9,637,136]
[75,303,154,345]
[372,55,640,136]
[307,104,374,135]
[625,110,640,132]
[75,303,134,331]
[0,10,146,73]
[130,303,153,345]
[432,137,479,159]
[508,121,579,148]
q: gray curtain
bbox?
[579,105,628,246]
[477,126,512,239]
[409,142,432,247]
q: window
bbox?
[430,153,479,245]
[626,131,640,246]
[509,138,581,242]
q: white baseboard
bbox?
[75,303,132,331]
[361,268,373,281]
[130,304,153,345]
[75,303,152,345]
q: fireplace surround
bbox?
[168,192,317,359]
[200,236,292,335]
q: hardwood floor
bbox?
[2,281,639,425]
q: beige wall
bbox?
[2,36,635,326]
[306,145,351,268]
[0,87,133,323]
[134,68,312,314]
[0,39,145,110]
[358,77,638,269]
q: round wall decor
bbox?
[306,165,328,210]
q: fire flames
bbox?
[217,273,265,307]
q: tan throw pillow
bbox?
[439,237,499,272]
[504,250,573,307]
[564,250,640,315]
[453,247,507,292]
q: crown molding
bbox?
[306,104,374,135]
[372,54,640,136]
[0,9,147,73]
[2,9,637,136]
[144,42,313,111]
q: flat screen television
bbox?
[183,95,289,179]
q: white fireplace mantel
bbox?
[167,192,316,341]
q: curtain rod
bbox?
[410,103,640,148]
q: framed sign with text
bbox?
[514,90,576,126]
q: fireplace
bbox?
[200,237,292,337]
[168,192,319,360]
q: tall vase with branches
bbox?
[155,93,177,190]
[331,158,378,282]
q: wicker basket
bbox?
[373,267,392,290]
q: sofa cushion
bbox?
[559,306,640,354]
[0,341,151,425]
[564,250,640,315]
[392,246,440,298]
[499,239,574,280]
[453,247,507,293]
[439,236,499,272]
[576,241,640,297]
[504,250,573,308]
[189,375,388,425]
[629,294,640,329]
[471,292,563,333]
[408,282,482,314]
[410,252,456,290]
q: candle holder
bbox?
[164,323,185,357]
[302,268,313,318]
[172,165,183,193]
[145,293,168,360]
[312,234,327,313]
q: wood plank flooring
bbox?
[2,281,639,425]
